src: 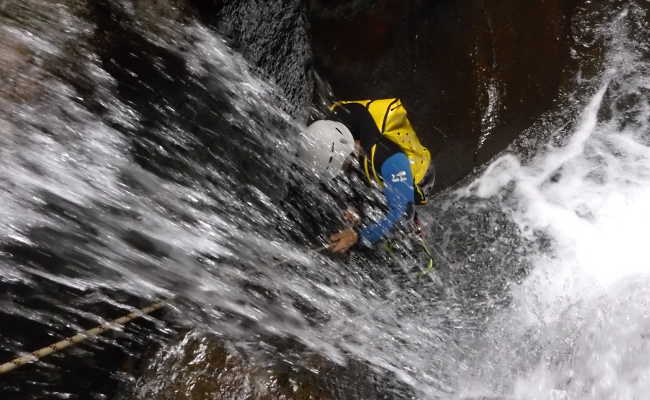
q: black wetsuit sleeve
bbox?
[331,102,381,153]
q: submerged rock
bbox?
[131,331,409,400]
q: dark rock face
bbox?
[175,0,582,190]
[193,0,314,119]
[308,0,580,189]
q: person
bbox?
[298,98,435,254]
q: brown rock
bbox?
[132,331,398,400]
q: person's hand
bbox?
[328,228,358,254]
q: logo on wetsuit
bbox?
[391,170,408,183]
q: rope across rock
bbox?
[0,300,167,375]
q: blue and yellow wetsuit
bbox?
[332,102,415,246]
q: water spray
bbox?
[0,300,167,375]
[0,244,331,375]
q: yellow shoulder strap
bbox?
[363,145,383,188]
[330,99,373,112]
[331,99,393,134]
[365,98,399,134]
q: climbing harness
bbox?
[382,236,436,279]
[415,238,436,278]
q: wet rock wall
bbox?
[308,0,581,189]
[191,0,314,119]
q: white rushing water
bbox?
[452,5,650,399]
[2,1,650,400]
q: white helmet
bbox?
[297,120,355,180]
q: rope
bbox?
[0,300,167,375]
[0,244,328,376]
[0,240,442,376]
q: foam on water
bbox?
[453,5,650,398]
[2,1,650,399]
